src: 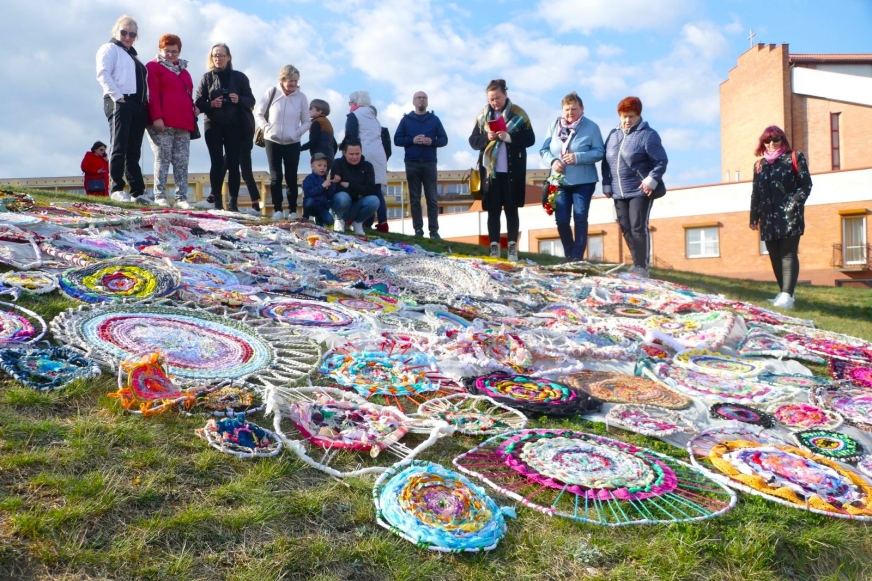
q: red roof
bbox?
[790,54,872,64]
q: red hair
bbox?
[617,96,642,115]
[754,125,791,156]
[158,34,182,50]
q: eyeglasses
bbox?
[163,49,180,55]
[212,54,228,60]
[119,30,137,38]
[414,96,428,99]
[764,137,782,144]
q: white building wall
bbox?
[792,67,872,107]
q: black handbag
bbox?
[85,178,105,193]
[190,116,201,140]
[618,148,666,199]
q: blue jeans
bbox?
[331,192,379,224]
[303,198,334,227]
[554,183,596,260]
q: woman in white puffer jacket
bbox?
[345,90,388,230]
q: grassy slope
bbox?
[1,187,871,581]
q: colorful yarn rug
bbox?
[179,385,264,417]
[737,327,825,364]
[0,302,46,346]
[0,271,58,295]
[792,429,864,462]
[755,372,833,390]
[463,372,602,417]
[605,404,698,437]
[829,359,872,389]
[109,352,195,415]
[689,432,872,520]
[258,298,367,331]
[196,413,282,459]
[563,370,692,409]
[709,403,774,428]
[768,403,843,431]
[644,312,738,352]
[0,345,101,391]
[59,257,181,303]
[454,429,735,526]
[373,461,513,552]
[672,349,769,379]
[810,385,872,433]
[416,393,528,436]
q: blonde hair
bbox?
[278,65,300,81]
[111,15,138,38]
[206,43,233,71]
[562,92,583,108]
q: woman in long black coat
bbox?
[749,125,813,309]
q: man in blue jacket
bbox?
[393,92,448,239]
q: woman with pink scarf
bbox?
[749,125,813,309]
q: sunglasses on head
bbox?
[764,137,782,144]
[119,30,137,38]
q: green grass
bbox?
[1,187,872,580]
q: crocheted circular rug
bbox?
[373,461,513,552]
[792,429,864,462]
[688,427,872,520]
[709,403,774,428]
[454,429,735,526]
[0,345,101,391]
[768,403,843,431]
[59,257,181,303]
[0,301,46,346]
[463,372,602,417]
[564,370,692,410]
[196,413,282,459]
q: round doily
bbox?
[373,461,512,552]
[59,257,181,303]
[792,429,864,462]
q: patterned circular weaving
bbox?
[783,333,872,365]
[196,413,282,459]
[463,372,602,417]
[110,352,192,415]
[769,403,843,431]
[829,359,872,389]
[327,293,401,314]
[811,385,872,433]
[259,299,359,328]
[0,345,101,391]
[454,429,736,526]
[857,456,872,479]
[709,403,773,428]
[59,258,180,303]
[0,213,41,226]
[373,461,512,552]
[673,349,767,378]
[0,271,58,294]
[564,371,692,409]
[596,303,661,319]
[755,372,833,390]
[0,302,45,346]
[416,393,528,436]
[654,364,795,405]
[172,262,239,287]
[793,429,863,462]
[606,404,698,437]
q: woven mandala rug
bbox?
[463,372,602,417]
[649,363,797,405]
[0,271,58,295]
[59,257,181,303]
[373,461,513,552]
[196,413,282,459]
[829,359,872,389]
[672,349,769,379]
[563,370,692,409]
[416,393,528,436]
[709,403,774,428]
[0,345,101,391]
[768,403,843,431]
[0,301,46,346]
[810,384,872,433]
[792,429,864,462]
[605,404,698,437]
[454,429,735,526]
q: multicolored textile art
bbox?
[769,403,843,431]
[708,403,774,428]
[416,393,528,436]
[373,461,513,552]
[829,359,872,389]
[110,352,195,416]
[605,404,698,437]
[196,413,282,458]
[58,258,181,303]
[792,429,864,462]
[454,429,736,526]
[0,271,58,294]
[811,385,872,433]
[672,349,768,379]
[564,371,692,409]
[0,345,101,391]
[463,372,602,417]
[0,302,46,346]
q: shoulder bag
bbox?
[254,87,278,148]
[618,146,666,199]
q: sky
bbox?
[1,0,870,188]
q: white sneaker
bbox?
[272,211,284,221]
[238,207,259,216]
[507,241,519,262]
[193,199,212,209]
[175,200,191,210]
[334,219,345,232]
[772,292,795,309]
[154,198,169,208]
[766,294,780,304]
[110,190,131,202]
[352,221,365,235]
[287,212,298,220]
[135,194,155,205]
[489,242,500,258]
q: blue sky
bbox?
[1,0,870,187]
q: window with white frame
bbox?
[685,227,720,258]
[587,235,604,261]
[843,215,867,264]
[445,205,469,213]
[385,185,403,198]
[386,206,404,219]
[538,239,565,257]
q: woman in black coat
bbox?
[749,125,812,310]
[469,79,535,262]
[194,43,255,212]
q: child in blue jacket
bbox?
[301,153,338,226]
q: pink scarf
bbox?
[350,105,362,112]
[763,147,786,164]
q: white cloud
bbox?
[659,128,717,152]
[724,15,744,35]
[596,44,624,58]
[537,0,699,34]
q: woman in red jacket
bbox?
[80,141,109,196]
[145,33,198,209]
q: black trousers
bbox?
[103,96,147,197]
[765,235,801,295]
[406,161,440,235]
[264,141,301,213]
[205,122,242,210]
[222,140,260,207]
[485,173,519,244]
[614,195,653,268]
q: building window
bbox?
[385,185,403,197]
[685,227,720,258]
[843,215,866,264]
[386,206,404,219]
[587,235,604,261]
[831,112,841,170]
[735,171,741,182]
[445,205,469,213]
[538,239,565,257]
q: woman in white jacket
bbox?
[345,90,388,230]
[255,65,311,220]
